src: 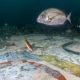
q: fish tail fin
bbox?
[67,12,71,24]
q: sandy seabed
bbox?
[0,34,80,80]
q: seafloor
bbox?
[0,33,80,80]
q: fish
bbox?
[24,38,43,52]
[25,38,33,51]
[37,8,71,26]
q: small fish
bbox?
[25,38,33,51]
[37,8,71,26]
[24,38,43,51]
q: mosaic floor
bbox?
[0,34,80,80]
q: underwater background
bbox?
[0,1,80,79]
[0,0,80,36]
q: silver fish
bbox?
[37,8,71,26]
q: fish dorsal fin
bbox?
[67,12,71,24]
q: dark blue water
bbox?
[0,0,79,25]
[0,0,80,35]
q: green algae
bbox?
[39,55,80,77]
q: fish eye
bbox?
[47,16,52,22]
[49,17,52,21]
